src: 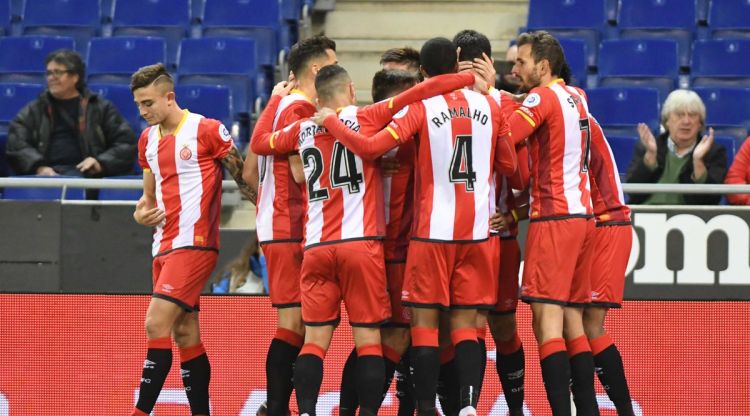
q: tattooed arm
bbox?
[222,146,258,206]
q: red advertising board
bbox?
[0,295,748,415]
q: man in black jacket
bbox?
[626,89,727,205]
[6,49,136,176]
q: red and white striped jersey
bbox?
[382,142,415,260]
[589,117,631,224]
[138,110,233,257]
[507,79,593,220]
[262,105,386,247]
[254,90,313,243]
[323,89,517,242]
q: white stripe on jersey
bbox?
[145,126,165,256]
[172,113,204,250]
[465,92,493,240]
[550,83,589,215]
[424,95,457,240]
[338,106,366,241]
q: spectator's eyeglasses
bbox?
[45,69,73,78]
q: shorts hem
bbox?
[566,301,589,307]
[381,321,410,328]
[595,221,632,227]
[272,302,302,309]
[154,246,218,258]
[304,236,384,250]
[153,293,196,312]
[450,303,495,310]
[303,318,340,327]
[410,237,489,244]
[521,296,568,306]
[402,301,449,311]
[350,319,390,328]
[588,301,622,308]
[529,214,592,223]
[260,238,304,245]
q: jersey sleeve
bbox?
[725,139,750,205]
[264,121,302,155]
[508,144,530,190]
[250,95,283,155]
[200,118,234,160]
[507,87,552,145]
[137,128,150,172]
[359,72,475,129]
[322,102,423,161]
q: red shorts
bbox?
[386,261,410,326]
[402,239,497,310]
[521,217,595,306]
[152,248,218,312]
[300,240,390,327]
[493,237,521,314]
[262,241,303,308]
[589,224,633,308]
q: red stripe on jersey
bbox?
[157,135,180,253]
[412,102,435,239]
[589,120,631,223]
[561,84,593,215]
[384,142,415,260]
[196,121,222,249]
[450,95,476,240]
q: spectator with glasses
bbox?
[6,49,136,176]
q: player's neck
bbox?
[159,106,185,136]
[319,95,351,111]
[295,82,317,103]
[540,74,558,86]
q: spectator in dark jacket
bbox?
[6,49,136,176]
[626,89,727,205]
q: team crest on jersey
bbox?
[523,92,541,108]
[179,144,192,160]
[393,105,409,119]
[218,124,232,142]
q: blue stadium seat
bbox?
[694,86,750,131]
[2,176,86,200]
[0,36,76,84]
[111,0,191,66]
[588,87,661,134]
[0,132,8,177]
[0,0,9,35]
[177,37,259,115]
[202,0,284,68]
[697,0,710,23]
[174,84,233,129]
[708,0,750,39]
[598,39,679,99]
[691,39,750,87]
[606,135,638,176]
[617,0,696,67]
[88,83,142,133]
[22,0,101,53]
[0,83,45,131]
[526,0,608,67]
[98,175,143,201]
[715,135,736,165]
[87,37,167,84]
[558,38,588,88]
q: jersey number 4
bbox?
[449,135,477,191]
[302,142,364,202]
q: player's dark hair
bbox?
[288,35,337,78]
[453,29,492,62]
[130,63,174,92]
[420,37,457,77]
[46,49,86,92]
[315,64,350,102]
[517,31,568,79]
[371,69,420,102]
[379,47,421,70]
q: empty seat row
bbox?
[0,35,267,114]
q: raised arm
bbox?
[250,81,295,155]
[494,133,517,177]
[320,113,402,160]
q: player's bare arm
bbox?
[133,172,165,227]
[222,146,258,205]
[288,154,305,184]
[242,150,259,194]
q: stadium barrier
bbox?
[0,295,747,415]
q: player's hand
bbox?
[76,156,102,174]
[36,166,57,176]
[472,53,496,87]
[637,122,658,167]
[472,72,489,95]
[312,107,337,126]
[133,197,165,227]
[489,211,507,231]
[380,155,400,177]
[500,89,527,103]
[271,80,295,97]
[693,127,714,162]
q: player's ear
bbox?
[419,65,428,80]
[166,91,176,106]
[349,82,357,103]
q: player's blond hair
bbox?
[130,63,174,93]
[661,89,706,127]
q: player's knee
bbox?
[489,314,517,342]
[278,308,305,335]
[144,315,172,339]
[381,328,410,355]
